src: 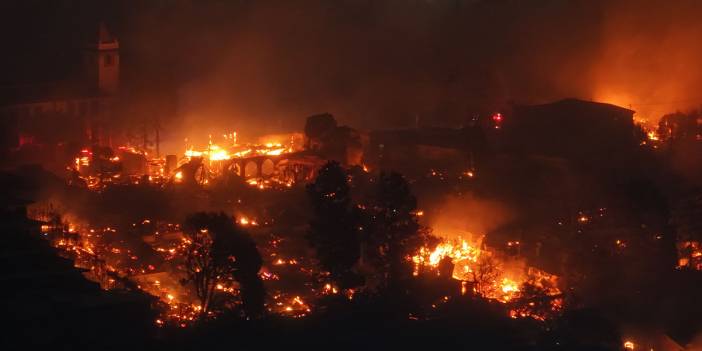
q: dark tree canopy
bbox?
[183,212,265,318]
[307,161,362,288]
[366,171,427,289]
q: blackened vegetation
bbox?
[182,212,264,318]
[365,172,431,290]
[306,161,362,288]
[307,161,435,291]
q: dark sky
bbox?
[2,0,702,142]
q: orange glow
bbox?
[412,234,561,319]
[623,340,635,350]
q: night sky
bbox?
[2,0,702,136]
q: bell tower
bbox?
[83,22,119,95]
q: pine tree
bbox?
[366,172,427,289]
[307,161,362,288]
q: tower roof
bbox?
[98,22,116,44]
[83,21,118,50]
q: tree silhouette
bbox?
[470,255,500,297]
[182,212,264,318]
[307,161,362,288]
[366,171,427,289]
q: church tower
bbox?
[82,22,119,95]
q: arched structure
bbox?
[261,159,275,176]
[220,152,325,182]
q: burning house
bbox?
[673,193,702,270]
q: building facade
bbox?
[0,22,119,150]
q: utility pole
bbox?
[142,118,148,154]
[155,115,161,158]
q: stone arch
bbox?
[261,158,275,177]
[244,160,258,178]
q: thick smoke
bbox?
[428,193,514,243]
[5,0,701,148]
[114,0,702,144]
[590,0,702,122]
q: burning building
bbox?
[673,193,702,270]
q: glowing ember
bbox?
[322,283,339,295]
[677,241,702,270]
[646,130,659,141]
[623,340,635,350]
[412,235,562,319]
